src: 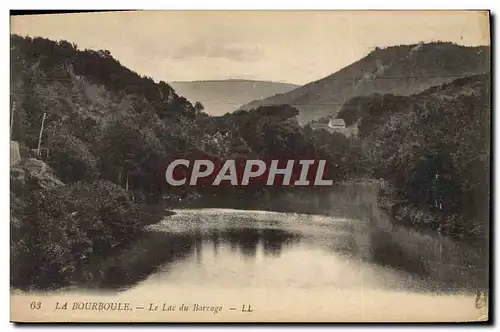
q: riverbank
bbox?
[10,157,176,291]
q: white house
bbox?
[327,118,346,129]
[310,118,346,132]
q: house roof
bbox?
[329,119,346,127]
[310,122,329,128]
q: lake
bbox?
[13,208,482,322]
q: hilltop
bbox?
[239,42,490,123]
[169,79,298,116]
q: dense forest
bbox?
[10,35,490,290]
[337,74,490,245]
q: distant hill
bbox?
[239,42,490,123]
[169,80,299,116]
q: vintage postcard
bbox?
[10,10,490,323]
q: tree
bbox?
[47,133,99,183]
[194,101,205,114]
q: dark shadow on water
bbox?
[214,228,301,258]
[314,220,487,296]
[82,231,197,292]
[366,227,488,295]
[82,227,301,291]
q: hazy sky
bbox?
[11,11,489,85]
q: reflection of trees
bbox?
[261,229,296,257]
[208,231,220,256]
[208,228,300,258]
[95,231,197,290]
[94,228,300,291]
[194,234,203,263]
[223,229,260,257]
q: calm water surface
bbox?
[124,208,432,292]
[16,208,480,322]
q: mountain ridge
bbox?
[170,79,299,84]
[239,42,490,123]
[169,80,299,116]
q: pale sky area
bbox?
[11,11,490,85]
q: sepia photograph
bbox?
[9,10,491,323]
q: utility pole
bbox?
[10,101,16,139]
[37,112,47,157]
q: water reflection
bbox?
[83,209,483,295]
[88,231,195,291]
[214,228,300,258]
[88,226,301,291]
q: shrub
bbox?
[11,180,142,290]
